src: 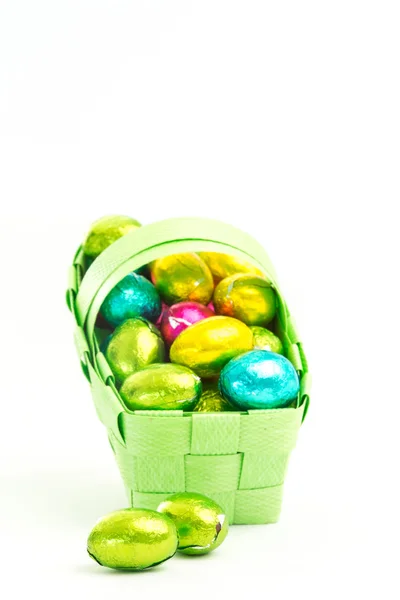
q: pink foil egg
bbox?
[207,302,215,312]
[156,302,169,329]
[161,302,214,346]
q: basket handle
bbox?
[76,217,280,347]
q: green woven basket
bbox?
[67,217,310,525]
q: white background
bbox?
[1,1,399,598]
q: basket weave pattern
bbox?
[111,409,303,525]
[87,343,305,525]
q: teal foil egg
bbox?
[219,350,300,410]
[101,273,162,327]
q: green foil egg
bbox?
[83,215,141,259]
[250,326,284,354]
[87,508,178,570]
[199,251,266,283]
[214,274,277,326]
[106,318,165,385]
[120,363,202,411]
[170,315,253,378]
[193,381,234,412]
[150,253,214,305]
[157,493,229,555]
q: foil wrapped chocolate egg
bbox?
[160,301,214,346]
[219,350,300,410]
[150,253,214,305]
[157,492,228,555]
[83,215,141,259]
[214,274,277,326]
[199,251,266,283]
[155,301,169,329]
[169,315,253,378]
[101,273,161,327]
[193,381,234,412]
[250,326,284,355]
[106,318,165,385]
[120,363,202,411]
[87,508,178,570]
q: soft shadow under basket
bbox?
[67,217,310,525]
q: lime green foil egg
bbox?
[106,318,165,385]
[157,493,228,555]
[250,326,284,354]
[83,215,141,259]
[214,274,277,326]
[170,315,253,378]
[193,381,234,412]
[199,251,266,283]
[87,508,178,570]
[150,253,214,305]
[120,363,202,411]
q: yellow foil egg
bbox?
[157,492,228,555]
[214,274,277,326]
[199,251,266,283]
[106,318,165,385]
[83,215,141,259]
[169,315,253,378]
[193,381,234,412]
[250,325,284,355]
[87,508,178,570]
[150,253,214,305]
[120,363,202,411]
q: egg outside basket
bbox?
[67,218,311,525]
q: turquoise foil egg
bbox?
[101,273,162,327]
[219,350,300,410]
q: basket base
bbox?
[126,485,284,525]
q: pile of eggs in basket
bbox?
[84,216,300,412]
